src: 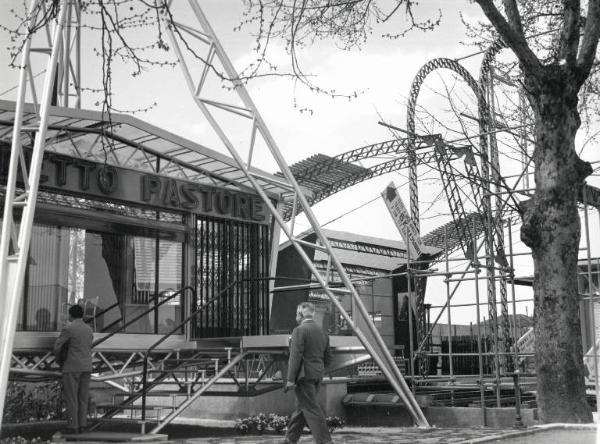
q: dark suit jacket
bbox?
[54,319,94,373]
[287,318,332,382]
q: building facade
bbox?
[272,228,439,350]
[0,100,284,342]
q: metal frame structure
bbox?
[2,0,600,432]
[0,0,71,422]
[161,0,428,427]
[268,38,600,425]
[0,0,427,428]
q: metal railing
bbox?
[140,281,238,420]
[92,287,194,348]
[86,301,120,331]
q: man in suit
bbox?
[284,302,333,444]
[54,304,94,434]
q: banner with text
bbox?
[381,181,424,259]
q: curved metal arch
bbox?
[478,39,514,375]
[406,57,489,231]
[405,57,495,377]
[479,39,506,95]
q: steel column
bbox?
[0,0,70,426]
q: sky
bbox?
[4,0,599,327]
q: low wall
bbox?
[141,379,347,421]
[344,404,539,428]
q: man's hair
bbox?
[69,304,84,319]
[297,301,315,318]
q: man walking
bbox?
[54,304,94,434]
[284,302,333,444]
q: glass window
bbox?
[18,222,183,334]
[20,224,70,332]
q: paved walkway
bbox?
[174,426,509,444]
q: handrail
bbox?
[92,286,194,348]
[140,280,241,420]
[84,301,121,332]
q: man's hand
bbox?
[283,381,295,392]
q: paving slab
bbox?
[171,426,509,444]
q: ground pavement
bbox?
[170,426,509,444]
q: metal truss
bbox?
[163,0,428,427]
[328,237,409,259]
[479,44,512,376]
[406,57,496,377]
[283,143,465,221]
[288,136,437,182]
[0,0,72,422]
[9,349,172,392]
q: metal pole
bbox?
[445,226,454,382]
[507,219,523,427]
[473,223,487,425]
[0,0,68,427]
[583,187,600,412]
[406,228,416,392]
[173,2,428,426]
[74,0,81,108]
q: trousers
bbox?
[62,371,91,430]
[284,379,331,444]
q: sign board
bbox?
[516,327,534,363]
[381,182,425,259]
[0,149,268,224]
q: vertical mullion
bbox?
[227,220,233,336]
[263,224,269,333]
[250,224,257,335]
[241,222,247,335]
[235,221,240,335]
[210,219,216,337]
[198,218,204,337]
[154,231,160,335]
[220,219,225,336]
[198,217,204,339]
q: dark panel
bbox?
[270,233,317,334]
[193,217,270,338]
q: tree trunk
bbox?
[521,67,593,423]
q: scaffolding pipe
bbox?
[445,225,454,382]
[583,187,600,412]
[507,219,524,427]
[472,227,487,425]
[429,299,534,309]
[407,248,416,392]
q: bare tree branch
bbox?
[474,0,543,77]
[502,0,525,35]
[558,0,581,66]
[577,0,600,81]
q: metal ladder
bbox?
[161,0,428,427]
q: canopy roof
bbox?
[0,100,290,198]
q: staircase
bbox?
[93,348,247,434]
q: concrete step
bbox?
[64,431,167,442]
[97,404,176,411]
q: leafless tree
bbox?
[240,0,600,423]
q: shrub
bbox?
[326,415,345,433]
[0,437,48,444]
[234,412,344,435]
[2,381,66,424]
